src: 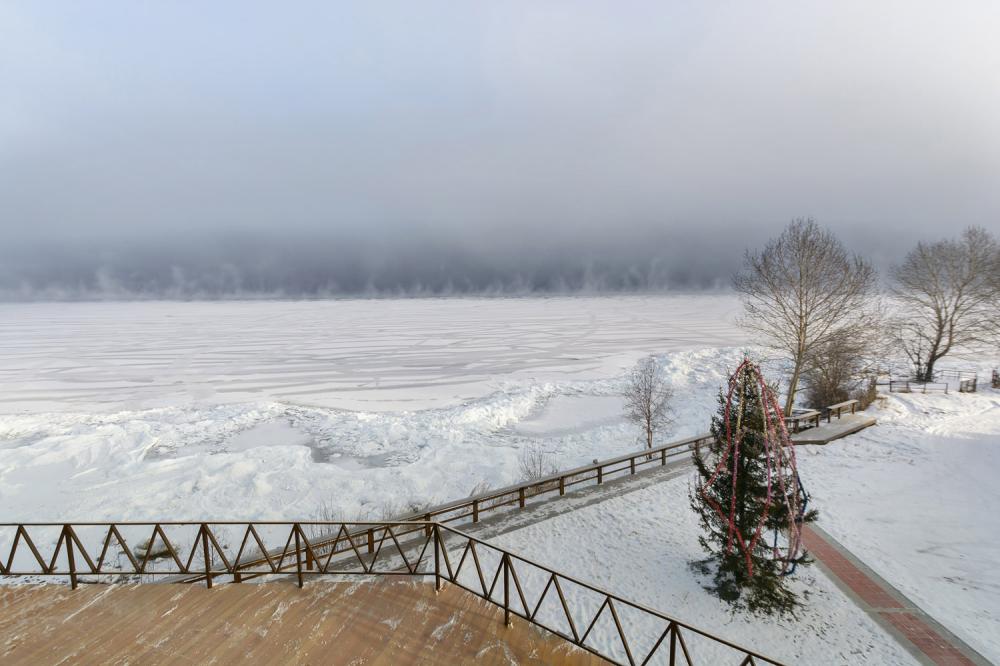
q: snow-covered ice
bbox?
[0,296,743,413]
[0,297,744,524]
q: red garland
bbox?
[698,359,803,576]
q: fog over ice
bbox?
[1,1,998,299]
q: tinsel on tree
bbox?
[689,358,817,614]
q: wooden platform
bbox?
[790,414,877,445]
[0,580,606,665]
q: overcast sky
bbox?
[1,1,998,297]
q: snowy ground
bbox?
[0,296,745,524]
[482,473,919,665]
[1,296,998,662]
[0,296,742,413]
[797,389,1000,663]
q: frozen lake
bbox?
[0,295,743,414]
[0,295,746,523]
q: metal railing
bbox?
[0,520,784,666]
[888,380,949,394]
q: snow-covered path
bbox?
[798,391,1000,663]
[483,470,918,665]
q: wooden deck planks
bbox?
[789,414,877,445]
[0,580,608,665]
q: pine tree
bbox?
[689,360,817,615]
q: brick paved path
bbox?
[802,525,991,666]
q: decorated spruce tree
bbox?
[689,359,817,614]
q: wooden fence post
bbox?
[503,553,511,627]
[434,525,441,592]
[201,524,213,589]
[64,525,78,590]
[293,524,304,588]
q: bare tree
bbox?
[733,218,879,415]
[624,356,673,450]
[890,226,1000,381]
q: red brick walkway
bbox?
[802,525,985,665]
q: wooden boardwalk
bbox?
[0,580,607,665]
[790,414,877,445]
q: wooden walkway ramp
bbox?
[790,414,877,445]
[0,580,606,665]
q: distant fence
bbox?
[888,380,950,394]
[935,369,978,393]
[0,520,784,666]
[884,369,981,394]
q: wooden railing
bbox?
[784,409,821,433]
[784,398,861,433]
[825,399,859,421]
[408,432,715,531]
[0,520,785,666]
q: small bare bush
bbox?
[854,375,878,410]
[802,336,879,410]
[467,479,492,497]
[519,443,558,482]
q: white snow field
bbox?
[484,474,919,665]
[797,390,1000,663]
[1,296,998,662]
[0,296,743,413]
[0,296,745,524]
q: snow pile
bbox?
[0,342,751,524]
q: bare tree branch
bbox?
[733,218,880,414]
